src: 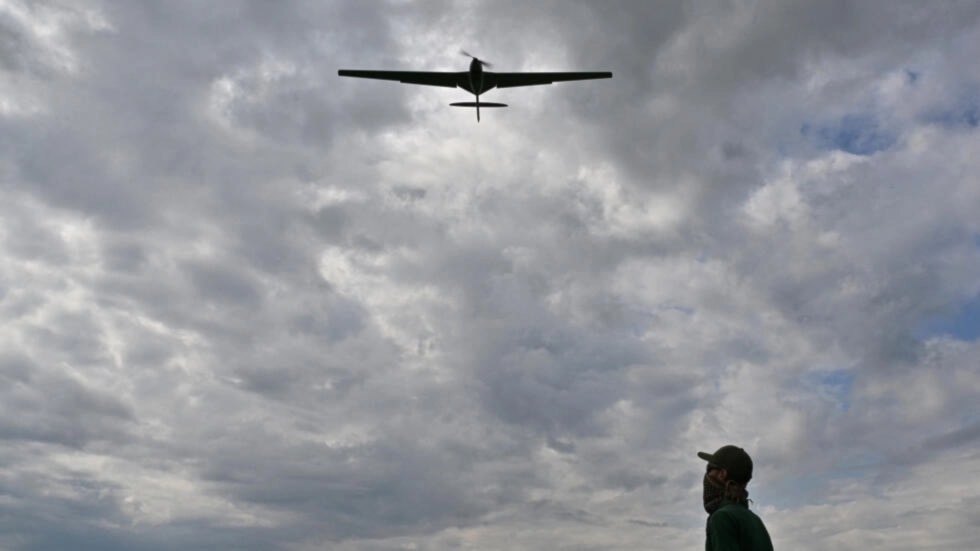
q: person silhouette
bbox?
[698,445,774,551]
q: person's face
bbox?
[706,464,728,483]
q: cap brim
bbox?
[697,451,713,462]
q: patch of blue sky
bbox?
[820,369,854,411]
[915,293,980,342]
[802,369,855,412]
[800,113,896,156]
[926,100,979,129]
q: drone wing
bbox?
[338,70,463,88]
[492,72,612,88]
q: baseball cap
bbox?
[698,445,753,483]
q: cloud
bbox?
[1,1,979,550]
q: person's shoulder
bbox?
[714,503,773,550]
[707,504,743,526]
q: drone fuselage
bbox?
[464,58,491,95]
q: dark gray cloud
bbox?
[0,353,132,448]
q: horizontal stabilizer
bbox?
[450,102,507,108]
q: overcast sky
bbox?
[1,1,979,549]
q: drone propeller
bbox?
[460,50,492,68]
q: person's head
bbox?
[699,445,753,512]
[698,445,753,485]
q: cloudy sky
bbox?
[2,1,979,549]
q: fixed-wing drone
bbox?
[338,52,612,122]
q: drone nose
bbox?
[460,50,492,68]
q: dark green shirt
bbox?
[706,502,774,551]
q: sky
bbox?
[1,1,979,549]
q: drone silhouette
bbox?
[339,51,612,121]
